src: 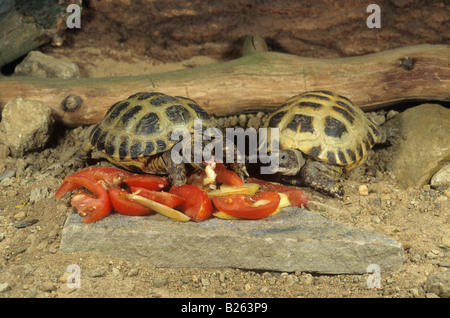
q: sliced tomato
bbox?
[56,167,132,199]
[212,192,280,219]
[129,186,185,208]
[246,177,309,208]
[65,175,112,223]
[123,174,169,191]
[215,163,244,187]
[109,187,154,216]
[169,185,213,222]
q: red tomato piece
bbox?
[65,175,112,223]
[246,178,310,208]
[109,187,154,216]
[212,192,280,219]
[55,167,132,199]
[215,163,244,187]
[129,187,185,208]
[123,174,169,191]
[169,185,213,222]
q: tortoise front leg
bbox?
[162,150,187,187]
[277,161,345,199]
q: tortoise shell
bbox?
[86,92,217,172]
[262,90,382,173]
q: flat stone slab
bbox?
[60,207,404,274]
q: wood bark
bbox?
[0,44,449,127]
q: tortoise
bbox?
[260,90,393,199]
[82,92,247,186]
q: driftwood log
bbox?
[0,44,449,127]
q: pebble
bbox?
[88,267,106,277]
[127,269,139,277]
[438,261,450,268]
[153,276,167,288]
[0,170,15,181]
[408,288,420,298]
[40,282,56,292]
[112,267,121,276]
[13,211,27,221]
[0,282,10,293]
[0,233,5,242]
[11,219,38,229]
[358,185,369,196]
[430,164,450,188]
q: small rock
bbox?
[285,274,298,286]
[11,219,38,229]
[112,267,121,276]
[438,261,450,268]
[238,114,247,128]
[88,267,106,278]
[0,97,54,157]
[201,278,210,286]
[408,288,420,298]
[424,271,450,298]
[430,164,450,188]
[127,269,139,277]
[0,282,10,293]
[358,185,369,196]
[247,116,262,129]
[0,170,15,181]
[302,273,314,285]
[41,282,56,292]
[59,272,71,283]
[153,276,167,288]
[15,51,81,78]
[13,211,27,221]
[0,233,5,242]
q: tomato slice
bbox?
[169,185,213,222]
[212,192,280,219]
[56,167,132,199]
[109,187,154,216]
[246,178,309,208]
[65,175,112,223]
[215,163,244,187]
[129,187,185,208]
[123,174,169,191]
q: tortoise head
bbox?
[277,149,305,176]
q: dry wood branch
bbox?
[0,44,449,127]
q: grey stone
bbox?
[383,104,450,189]
[60,207,404,274]
[425,270,450,298]
[0,170,15,181]
[430,164,450,188]
[0,98,54,157]
[14,51,80,79]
